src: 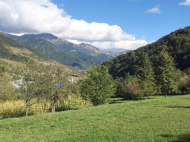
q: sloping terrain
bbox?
[1,33,92,69]
[0,34,52,65]
[26,33,128,63]
[0,95,190,141]
[103,26,190,78]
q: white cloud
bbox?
[92,40,148,51]
[10,33,24,36]
[66,39,148,51]
[0,0,148,51]
[179,0,190,5]
[145,6,161,14]
[67,39,87,45]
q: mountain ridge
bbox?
[0,33,60,67]
[25,33,129,61]
[103,26,190,78]
[1,32,92,69]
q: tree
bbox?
[136,53,155,99]
[155,50,177,97]
[20,63,45,116]
[42,66,70,112]
[80,65,115,106]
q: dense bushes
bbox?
[178,76,190,94]
[115,75,148,100]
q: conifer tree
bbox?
[136,53,155,99]
[155,50,177,97]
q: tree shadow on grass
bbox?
[160,134,190,142]
[174,134,190,142]
[166,106,190,108]
[0,114,25,120]
[0,108,80,120]
[55,107,79,112]
[109,97,155,104]
[109,98,124,104]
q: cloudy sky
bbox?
[0,0,190,51]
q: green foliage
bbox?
[120,75,143,100]
[155,50,177,96]
[116,70,154,100]
[80,65,116,105]
[103,26,190,78]
[178,75,190,94]
[136,53,155,97]
[114,77,125,97]
[20,63,48,116]
[0,61,20,102]
[41,66,71,112]
[0,60,7,76]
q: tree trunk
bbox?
[26,100,29,116]
[52,103,55,112]
[165,94,167,97]
[26,106,29,116]
[53,103,55,112]
[51,96,56,113]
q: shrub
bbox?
[80,65,116,106]
[114,77,125,98]
[178,76,190,94]
[121,75,144,100]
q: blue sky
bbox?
[52,0,190,42]
[0,0,190,51]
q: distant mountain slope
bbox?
[0,33,52,64]
[0,33,67,74]
[103,26,190,78]
[25,33,129,62]
[1,33,93,69]
[26,33,58,40]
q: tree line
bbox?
[80,50,190,105]
[103,26,190,78]
[1,49,190,116]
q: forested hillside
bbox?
[103,26,190,78]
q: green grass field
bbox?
[0,95,190,142]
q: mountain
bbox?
[25,33,129,63]
[103,26,190,78]
[0,33,64,70]
[26,33,58,40]
[1,32,94,69]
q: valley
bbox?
[0,0,190,141]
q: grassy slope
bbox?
[0,95,190,142]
